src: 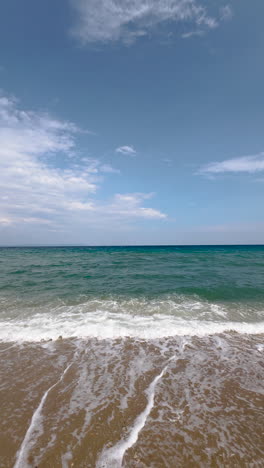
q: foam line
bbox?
[1,294,264,343]
[96,356,175,468]
[14,362,72,468]
[1,313,264,343]
[0,344,16,353]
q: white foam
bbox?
[0,343,17,352]
[61,450,73,468]
[0,311,263,343]
[256,344,264,352]
[96,356,175,468]
[14,362,72,468]
[1,297,263,343]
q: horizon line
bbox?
[0,243,264,248]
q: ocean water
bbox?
[0,246,263,467]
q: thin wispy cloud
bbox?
[71,0,232,45]
[162,158,173,166]
[116,145,137,155]
[100,164,120,173]
[199,152,264,175]
[69,193,166,219]
[220,5,233,21]
[110,193,166,219]
[0,94,166,232]
[182,29,204,39]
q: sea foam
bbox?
[1,296,263,343]
[0,310,263,342]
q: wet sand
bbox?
[0,333,264,467]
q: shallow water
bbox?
[1,335,264,468]
[0,246,263,467]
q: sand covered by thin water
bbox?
[1,333,263,468]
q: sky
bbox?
[0,0,263,245]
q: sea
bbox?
[0,245,263,467]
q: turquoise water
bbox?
[0,245,264,340]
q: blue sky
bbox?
[0,0,263,245]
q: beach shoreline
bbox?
[1,333,263,467]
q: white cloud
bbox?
[66,193,166,219]
[100,163,120,173]
[109,192,166,219]
[200,152,264,175]
[0,95,98,223]
[0,94,166,240]
[182,29,204,39]
[116,145,136,155]
[0,217,12,226]
[162,158,173,166]
[66,201,96,211]
[220,5,233,21]
[70,0,225,45]
[0,95,78,158]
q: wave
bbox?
[0,295,264,342]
